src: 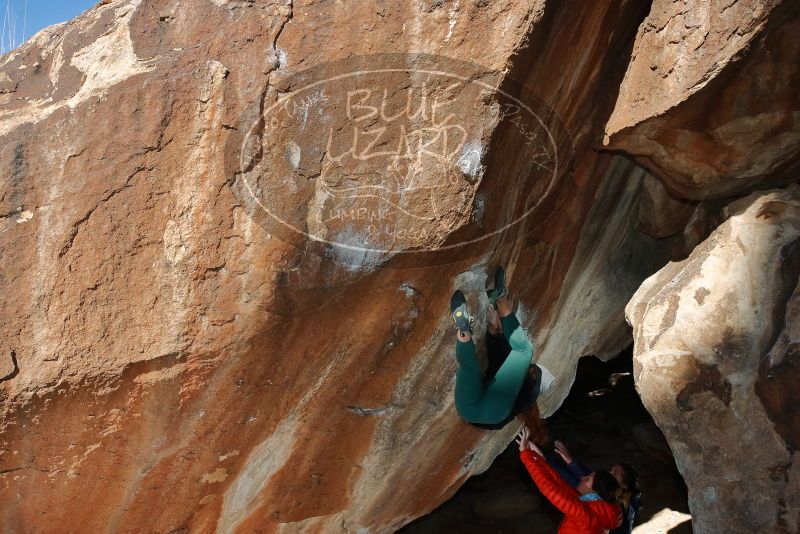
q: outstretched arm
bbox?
[555,440,592,483]
[567,458,592,481]
[520,450,591,522]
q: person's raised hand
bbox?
[554,440,573,463]
[515,426,531,452]
[526,441,543,456]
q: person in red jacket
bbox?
[516,426,622,534]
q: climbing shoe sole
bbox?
[450,290,471,335]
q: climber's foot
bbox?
[486,266,507,307]
[450,290,472,335]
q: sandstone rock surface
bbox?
[0,0,798,533]
[627,185,800,533]
[605,0,800,200]
[0,1,663,532]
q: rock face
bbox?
[0,0,798,533]
[627,186,800,534]
[605,0,800,200]
[0,1,660,532]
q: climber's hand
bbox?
[527,441,543,456]
[515,426,531,452]
[554,440,573,464]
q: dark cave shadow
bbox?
[401,346,692,533]
[550,348,691,527]
[669,518,694,533]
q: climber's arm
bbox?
[567,458,592,481]
[520,450,592,522]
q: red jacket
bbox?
[521,450,622,534]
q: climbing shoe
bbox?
[450,290,472,335]
[486,266,506,307]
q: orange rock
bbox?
[0,1,796,533]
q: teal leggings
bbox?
[455,313,534,424]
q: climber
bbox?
[516,426,623,534]
[450,266,554,429]
[551,441,642,534]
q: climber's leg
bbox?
[486,266,507,307]
[497,295,556,401]
[450,290,472,335]
[452,290,485,412]
[470,358,530,424]
[451,291,485,418]
[454,331,484,410]
[469,304,532,423]
[496,294,513,317]
[453,314,520,425]
[485,331,511,382]
[453,269,535,426]
[472,368,551,431]
[456,325,524,426]
[452,276,536,426]
[497,297,534,359]
[485,304,511,382]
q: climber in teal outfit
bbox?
[450,267,553,428]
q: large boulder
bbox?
[604,0,800,200]
[627,185,800,533]
[0,1,663,532]
[0,0,798,532]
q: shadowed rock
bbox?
[627,185,800,534]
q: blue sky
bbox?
[1,0,95,53]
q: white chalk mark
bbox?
[285,140,301,169]
[445,0,459,42]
